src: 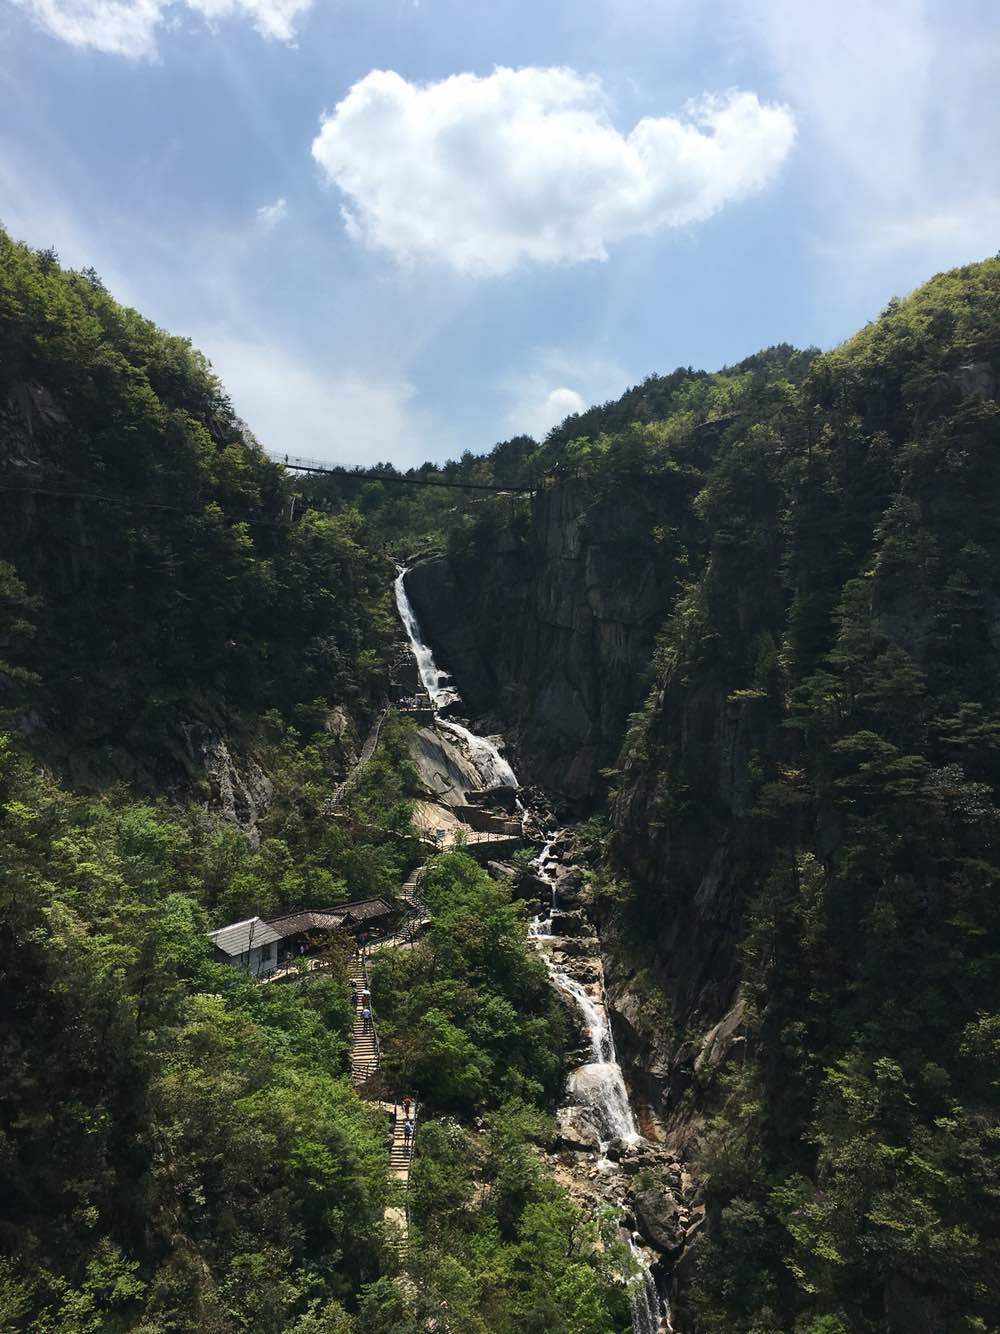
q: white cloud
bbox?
[256,196,289,230]
[735,0,1000,272]
[514,385,587,439]
[506,350,632,439]
[312,66,796,275]
[194,333,428,467]
[186,0,312,43]
[737,0,932,202]
[14,0,313,58]
[861,198,1000,262]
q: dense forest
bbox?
[414,258,1000,1331]
[2,222,999,1331]
[0,229,630,1332]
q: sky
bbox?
[1,0,998,467]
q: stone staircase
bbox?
[389,1102,418,1181]
[349,986,379,1086]
[347,946,419,1243]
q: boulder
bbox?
[550,910,588,936]
[564,958,601,983]
[553,936,599,958]
[464,784,518,812]
[486,860,517,882]
[555,1107,601,1153]
[553,881,584,908]
[632,1187,686,1256]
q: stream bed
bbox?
[394,567,670,1333]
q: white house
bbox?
[208,916,282,977]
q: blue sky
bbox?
[2,0,998,466]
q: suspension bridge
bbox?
[266,451,534,493]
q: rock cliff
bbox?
[404,470,703,801]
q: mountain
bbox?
[0,229,628,1333]
[2,223,998,1332]
[408,256,1000,1330]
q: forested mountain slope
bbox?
[407,258,1000,1331]
[612,260,1000,1332]
[0,231,630,1333]
[3,224,999,1332]
[0,227,395,794]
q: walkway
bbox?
[347,880,425,1243]
[326,706,390,811]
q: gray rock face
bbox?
[632,1187,685,1256]
[403,559,496,710]
[402,478,682,799]
[409,723,484,805]
[464,784,518,811]
[694,997,746,1078]
[549,909,588,936]
[555,1106,601,1152]
[190,729,274,847]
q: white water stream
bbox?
[394,566,664,1333]
[531,847,640,1148]
[393,570,518,790]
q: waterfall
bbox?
[629,1239,665,1334]
[393,568,460,710]
[393,569,517,789]
[531,849,640,1148]
[394,565,662,1333]
[437,717,518,790]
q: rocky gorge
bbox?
[395,567,691,1330]
[527,833,703,1333]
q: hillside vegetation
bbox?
[0,231,629,1332]
[433,257,1000,1331]
[4,225,1000,1332]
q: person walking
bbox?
[362,1005,372,1033]
[402,1096,412,1119]
[403,1117,414,1153]
[361,987,371,1008]
[350,979,358,1006]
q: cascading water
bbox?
[394,570,517,790]
[393,568,459,710]
[530,846,639,1145]
[629,1239,665,1334]
[437,717,518,790]
[394,565,663,1333]
[532,844,666,1333]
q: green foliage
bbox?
[395,1102,630,1332]
[0,738,391,1332]
[0,227,396,773]
[610,258,1000,1330]
[371,851,568,1113]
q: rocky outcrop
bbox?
[195,732,274,847]
[409,723,484,805]
[633,1187,685,1256]
[404,473,702,800]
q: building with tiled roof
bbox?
[207,916,282,977]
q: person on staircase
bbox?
[362,1005,372,1033]
[403,1118,414,1153]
